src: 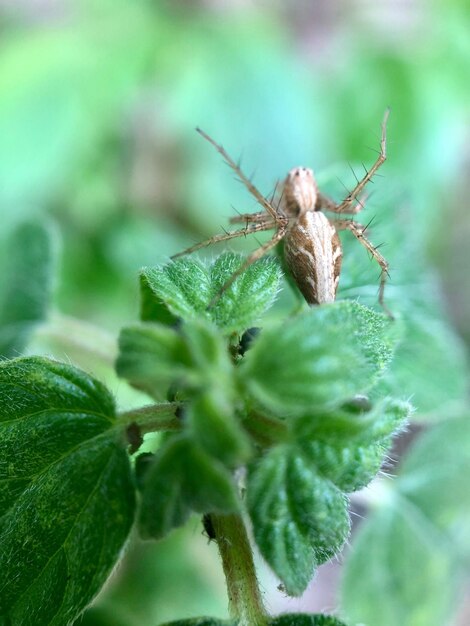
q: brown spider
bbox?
[172,110,391,317]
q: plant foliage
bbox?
[0,252,410,624]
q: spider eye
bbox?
[295,170,300,176]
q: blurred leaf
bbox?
[0,221,55,358]
[398,415,470,556]
[116,318,233,400]
[116,322,188,398]
[341,499,457,626]
[138,434,239,541]
[247,445,350,596]
[0,3,156,213]
[0,357,135,626]
[338,201,469,420]
[76,606,131,626]
[239,302,398,418]
[378,314,469,419]
[342,414,470,626]
[140,253,281,333]
[90,526,229,626]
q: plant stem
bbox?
[210,513,268,626]
[118,403,182,434]
[35,312,117,365]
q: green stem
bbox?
[118,403,182,434]
[35,312,117,365]
[210,513,268,626]
[242,411,288,448]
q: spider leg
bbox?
[230,211,274,224]
[318,192,368,216]
[333,218,393,319]
[329,109,389,214]
[196,127,279,220]
[170,222,276,260]
[208,224,288,308]
[316,192,338,212]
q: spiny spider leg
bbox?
[317,192,368,215]
[207,224,289,308]
[170,221,277,260]
[196,128,280,221]
[330,108,389,214]
[333,218,392,319]
[230,211,274,224]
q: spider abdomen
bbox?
[284,211,342,305]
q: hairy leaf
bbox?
[140,258,210,325]
[0,221,55,358]
[247,446,350,596]
[209,253,281,331]
[140,253,281,333]
[295,398,410,492]
[0,357,135,626]
[240,301,397,417]
[140,270,180,326]
[188,390,251,467]
[138,434,239,540]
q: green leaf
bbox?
[209,253,281,331]
[379,314,469,419]
[397,415,470,555]
[295,398,410,492]
[340,220,469,420]
[342,415,470,626]
[188,390,251,467]
[116,322,188,398]
[239,302,397,417]
[182,318,233,383]
[0,221,55,358]
[269,615,348,626]
[0,3,156,212]
[140,270,180,325]
[247,446,350,596]
[76,606,131,626]
[0,357,135,626]
[116,319,233,400]
[140,258,211,325]
[139,253,281,333]
[138,434,239,540]
[341,500,457,626]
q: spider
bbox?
[172,110,391,317]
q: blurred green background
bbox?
[1,0,469,625]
